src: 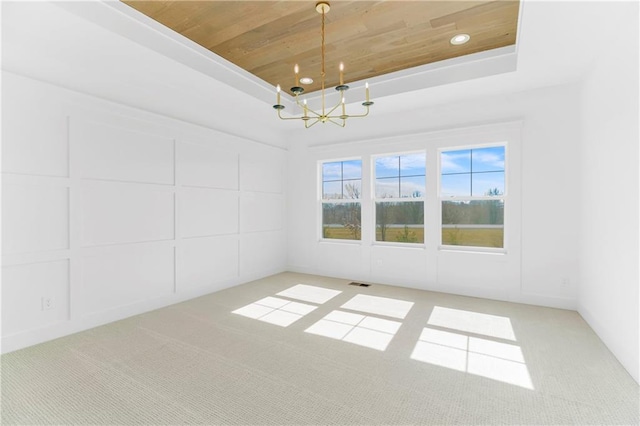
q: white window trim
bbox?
[372,151,426,246]
[319,158,363,243]
[437,143,508,253]
[313,121,521,255]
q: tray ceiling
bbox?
[122,1,519,94]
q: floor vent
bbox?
[348,282,371,287]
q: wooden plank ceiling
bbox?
[123,1,519,94]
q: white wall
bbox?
[1,72,287,353]
[578,9,639,383]
[1,1,287,148]
[2,0,636,386]
[287,83,582,309]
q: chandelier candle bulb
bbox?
[366,82,370,102]
[276,84,281,104]
[294,64,299,86]
[339,62,344,85]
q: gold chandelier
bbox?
[272,1,374,128]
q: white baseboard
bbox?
[286,264,577,310]
[0,271,282,355]
[578,303,639,384]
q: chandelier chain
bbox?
[321,7,326,115]
[321,8,325,79]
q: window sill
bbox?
[372,241,426,249]
[438,245,506,255]
[318,239,362,245]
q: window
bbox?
[321,159,362,240]
[374,153,425,244]
[440,146,505,248]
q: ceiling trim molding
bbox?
[54,0,276,101]
[295,45,518,112]
[55,0,519,112]
[306,119,524,150]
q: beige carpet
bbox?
[2,272,638,425]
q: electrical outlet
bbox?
[41,297,53,311]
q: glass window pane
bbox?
[323,162,342,181]
[341,160,362,180]
[343,179,362,199]
[376,178,399,198]
[375,156,399,179]
[472,146,505,173]
[323,181,343,199]
[441,149,471,174]
[376,202,424,243]
[441,200,504,248]
[400,153,426,177]
[471,172,505,197]
[441,174,470,197]
[442,200,504,225]
[322,203,361,240]
[400,175,425,198]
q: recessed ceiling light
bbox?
[300,77,314,85]
[450,33,470,45]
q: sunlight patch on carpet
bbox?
[412,308,533,390]
[276,284,342,304]
[233,297,317,327]
[306,310,402,351]
[340,294,414,319]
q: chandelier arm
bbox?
[293,97,322,117]
[300,107,323,118]
[327,92,351,115]
[349,110,371,118]
[306,118,321,128]
[327,118,346,127]
[277,110,313,121]
[325,101,344,117]
[337,107,372,119]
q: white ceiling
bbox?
[1,1,635,147]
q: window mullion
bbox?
[397,156,401,198]
[470,149,473,197]
[340,161,344,199]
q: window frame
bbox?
[437,143,508,253]
[319,157,363,243]
[372,150,426,247]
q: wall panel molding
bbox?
[74,118,175,185]
[1,72,288,354]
